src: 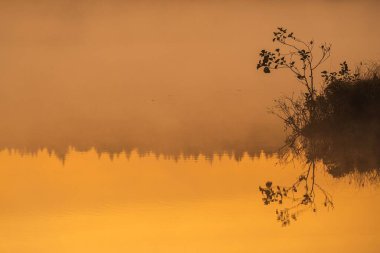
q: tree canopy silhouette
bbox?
[257,27,332,99]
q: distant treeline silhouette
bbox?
[0,143,276,162]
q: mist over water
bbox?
[1,1,380,252]
[0,0,379,156]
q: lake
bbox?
[0,0,379,252]
[0,149,379,252]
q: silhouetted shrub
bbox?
[311,77,380,131]
[258,28,380,225]
[298,76,380,177]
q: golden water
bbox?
[0,149,378,253]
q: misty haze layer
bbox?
[0,0,379,156]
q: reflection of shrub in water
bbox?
[259,161,334,226]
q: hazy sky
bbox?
[0,0,379,154]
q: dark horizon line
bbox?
[0,144,279,162]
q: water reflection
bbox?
[259,120,380,226]
[259,161,334,226]
[1,148,379,252]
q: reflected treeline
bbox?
[0,142,278,162]
[0,114,282,162]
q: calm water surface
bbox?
[1,1,380,252]
[0,149,379,253]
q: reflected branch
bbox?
[259,161,333,226]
